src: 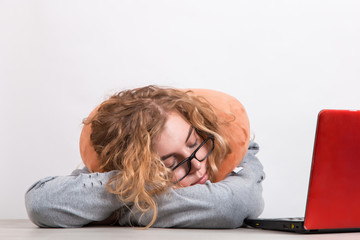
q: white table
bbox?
[1,219,360,240]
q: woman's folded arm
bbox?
[25,168,123,228]
[25,142,264,229]
[124,142,265,228]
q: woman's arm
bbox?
[25,142,264,228]
[25,168,123,228]
[127,142,265,228]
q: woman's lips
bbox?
[193,173,208,185]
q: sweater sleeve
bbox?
[122,142,265,228]
[25,142,264,229]
[25,168,123,228]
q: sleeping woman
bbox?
[25,85,265,228]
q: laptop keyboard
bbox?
[274,217,305,221]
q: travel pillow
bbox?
[79,89,250,182]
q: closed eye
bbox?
[168,157,181,169]
[189,139,198,148]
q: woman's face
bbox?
[154,112,209,187]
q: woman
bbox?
[25,85,265,228]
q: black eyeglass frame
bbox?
[171,130,215,184]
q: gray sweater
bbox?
[25,142,265,228]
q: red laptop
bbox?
[245,109,360,233]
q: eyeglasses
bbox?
[171,131,215,184]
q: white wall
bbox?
[1,0,360,220]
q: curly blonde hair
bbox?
[84,85,231,227]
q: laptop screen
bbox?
[305,110,360,230]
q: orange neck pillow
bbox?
[79,89,250,182]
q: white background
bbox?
[1,0,359,220]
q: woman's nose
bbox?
[190,157,202,171]
[181,148,202,172]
